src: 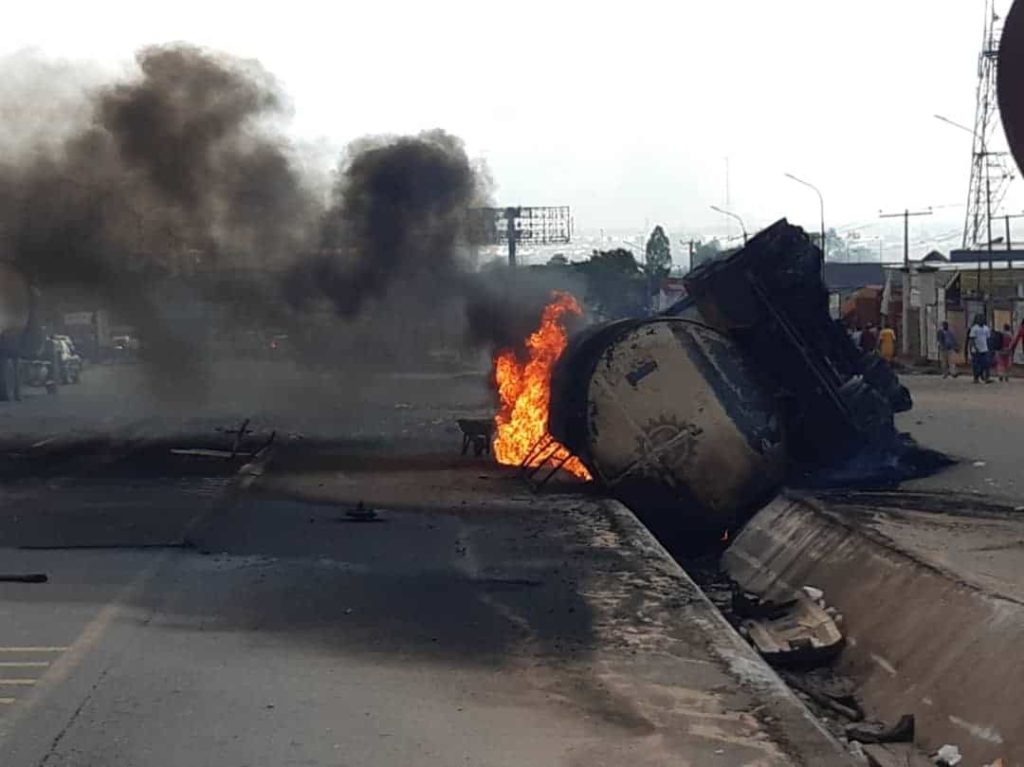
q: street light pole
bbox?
[709,205,747,244]
[784,173,825,263]
[880,207,933,357]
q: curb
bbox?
[600,498,858,767]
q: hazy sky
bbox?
[2,0,1019,253]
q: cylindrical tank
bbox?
[549,317,785,546]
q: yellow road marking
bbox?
[0,680,36,686]
[0,698,14,704]
[0,662,48,668]
[0,647,68,653]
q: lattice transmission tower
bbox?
[964,0,1016,248]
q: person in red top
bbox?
[1008,319,1024,377]
[995,323,1014,381]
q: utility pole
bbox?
[880,208,933,356]
[1003,212,1024,293]
[679,239,698,272]
[505,206,520,266]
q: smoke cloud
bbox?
[0,44,556,401]
[287,129,484,318]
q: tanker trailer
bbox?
[548,316,787,548]
[548,220,929,548]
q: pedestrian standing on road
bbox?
[878,323,897,362]
[937,321,958,378]
[995,323,1014,382]
[1009,318,1024,369]
[860,323,877,354]
[967,314,992,384]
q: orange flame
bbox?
[493,291,591,480]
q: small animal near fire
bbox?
[493,292,591,480]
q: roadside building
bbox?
[881,248,1024,364]
[823,262,885,325]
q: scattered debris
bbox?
[845,714,915,744]
[739,590,844,668]
[802,585,824,602]
[340,502,382,523]
[456,418,494,457]
[0,573,48,583]
[170,448,241,459]
[973,461,987,468]
[172,419,276,460]
[934,744,962,766]
[861,742,935,767]
[781,670,862,720]
[18,542,191,551]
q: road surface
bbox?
[898,373,1024,502]
[0,362,850,766]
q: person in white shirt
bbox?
[967,315,992,383]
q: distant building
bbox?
[880,251,1024,362]
[822,263,885,295]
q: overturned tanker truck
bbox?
[548,220,939,550]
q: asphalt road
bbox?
[897,373,1024,502]
[0,362,850,766]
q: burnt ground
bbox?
[0,360,852,766]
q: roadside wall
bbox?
[724,496,1021,765]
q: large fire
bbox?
[493,291,591,480]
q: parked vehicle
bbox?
[51,335,82,384]
[0,262,39,401]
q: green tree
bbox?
[691,238,722,269]
[824,228,847,262]
[575,248,645,319]
[644,225,672,278]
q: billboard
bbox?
[470,206,572,246]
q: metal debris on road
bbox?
[845,714,915,744]
[341,502,381,523]
[0,574,47,583]
[456,418,494,457]
[171,419,276,460]
[738,590,844,669]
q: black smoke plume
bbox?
[0,45,559,400]
[286,130,483,319]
